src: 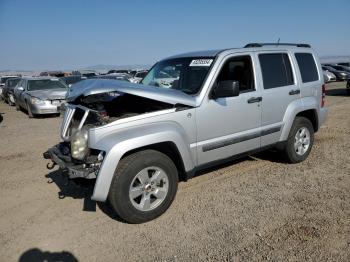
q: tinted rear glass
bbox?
[295,53,319,83]
[259,53,294,89]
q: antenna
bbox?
[277,38,280,46]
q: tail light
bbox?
[321,84,326,107]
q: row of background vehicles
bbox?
[0,68,149,117]
[322,62,350,83]
[1,60,349,119]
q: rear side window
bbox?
[259,53,294,89]
[295,53,319,83]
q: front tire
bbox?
[108,150,178,224]
[283,117,314,163]
[26,101,34,118]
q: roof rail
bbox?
[244,43,311,48]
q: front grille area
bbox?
[60,105,90,141]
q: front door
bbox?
[196,54,262,165]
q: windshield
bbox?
[28,79,67,91]
[1,77,17,84]
[7,78,20,87]
[141,57,214,95]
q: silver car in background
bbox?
[129,70,148,83]
[14,77,68,118]
[323,70,336,83]
[93,73,131,82]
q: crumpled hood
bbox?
[66,79,197,107]
[28,89,67,100]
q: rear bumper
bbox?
[43,143,98,179]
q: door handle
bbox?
[247,97,262,103]
[289,89,300,95]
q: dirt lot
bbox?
[0,81,349,261]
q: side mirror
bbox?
[212,80,240,99]
[17,86,24,92]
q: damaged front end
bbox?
[44,102,107,180]
[44,142,104,179]
[43,79,191,182]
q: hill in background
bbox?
[1,56,350,76]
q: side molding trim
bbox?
[202,126,281,152]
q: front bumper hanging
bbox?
[43,143,99,179]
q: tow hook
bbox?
[47,162,56,170]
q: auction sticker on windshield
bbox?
[189,59,213,67]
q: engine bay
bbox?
[71,91,176,125]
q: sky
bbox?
[0,0,349,70]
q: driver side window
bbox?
[216,55,255,93]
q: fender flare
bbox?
[280,97,319,141]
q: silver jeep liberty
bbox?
[44,43,328,223]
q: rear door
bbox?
[257,52,301,147]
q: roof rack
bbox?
[244,43,311,48]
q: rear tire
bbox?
[283,117,314,163]
[108,150,178,224]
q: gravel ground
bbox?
[0,81,349,261]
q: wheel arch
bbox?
[280,97,319,141]
[91,122,195,202]
[295,109,318,133]
[122,141,187,182]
